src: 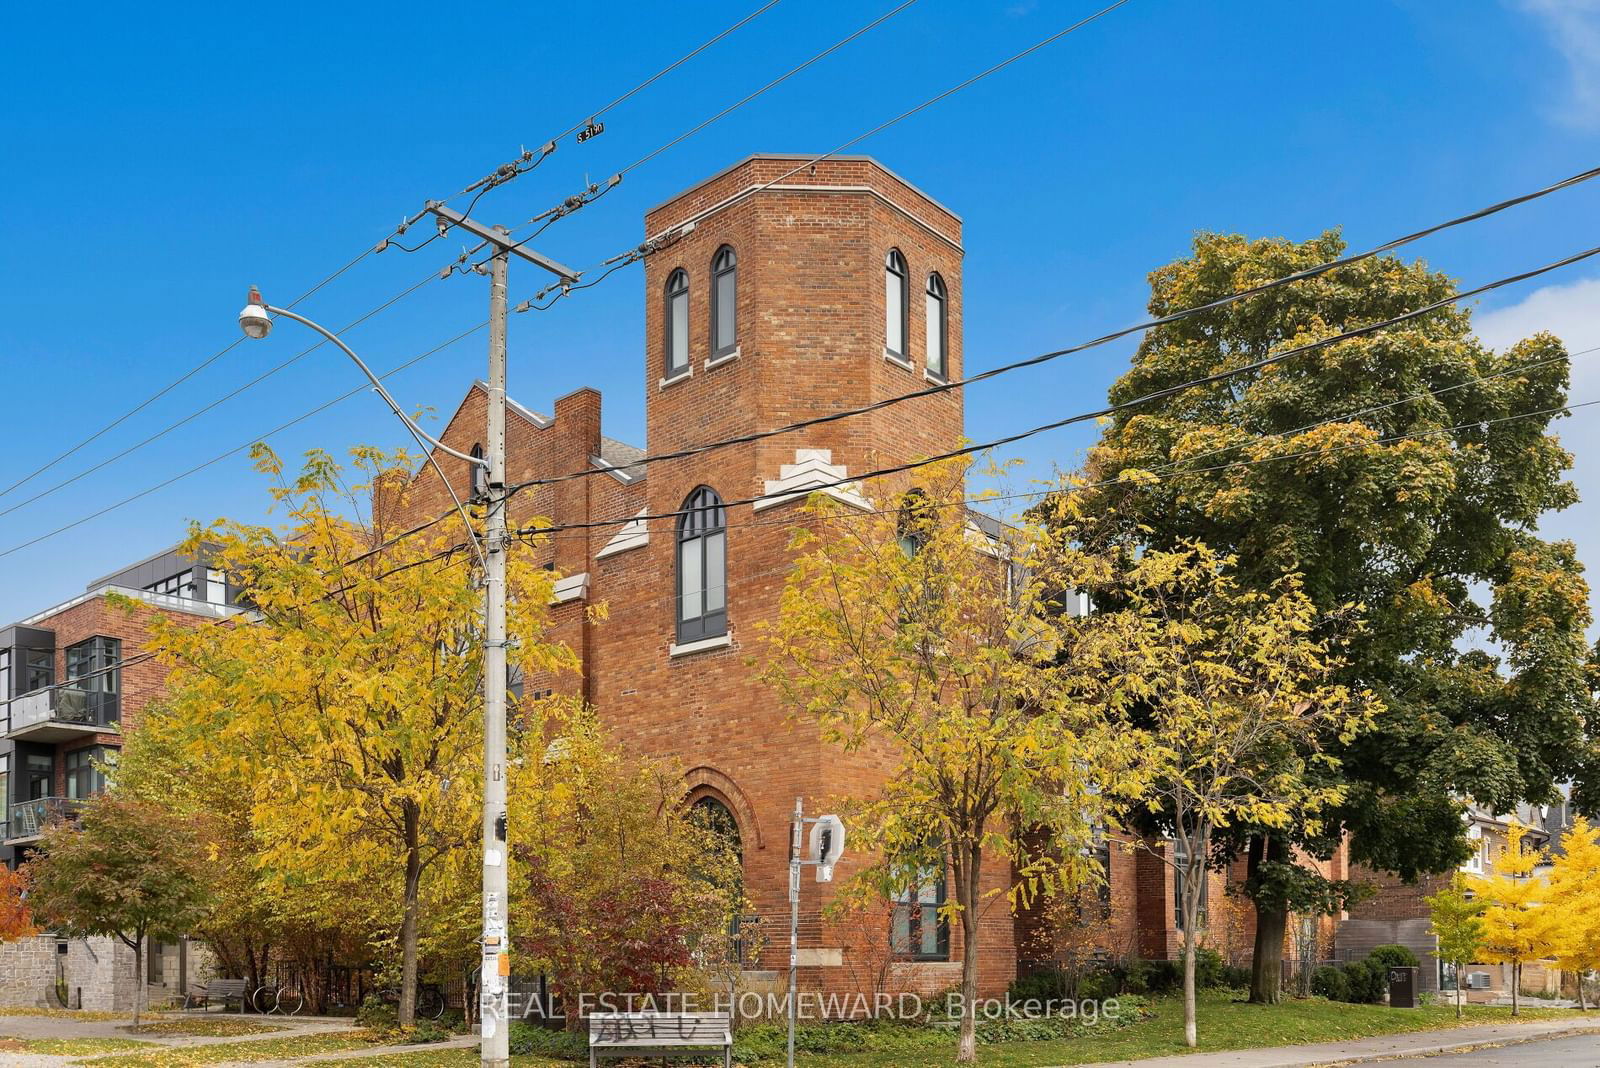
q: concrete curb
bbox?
[1085,1017,1600,1068]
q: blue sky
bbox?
[2,0,1599,631]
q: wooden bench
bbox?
[183,978,248,1012]
[588,1011,732,1067]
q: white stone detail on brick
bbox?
[668,632,733,658]
[596,511,650,559]
[753,449,872,513]
[551,572,589,604]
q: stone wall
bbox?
[0,935,215,1012]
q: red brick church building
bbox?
[394,155,1338,995]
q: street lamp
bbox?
[236,286,486,569]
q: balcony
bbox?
[4,797,85,845]
[5,687,119,742]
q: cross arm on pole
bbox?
[424,203,580,283]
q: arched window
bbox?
[691,795,743,861]
[925,273,947,378]
[885,249,908,359]
[676,487,727,642]
[711,246,737,358]
[469,443,487,503]
[664,268,690,379]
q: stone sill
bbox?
[669,632,733,658]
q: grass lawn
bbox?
[0,1007,127,1021]
[784,993,1585,1067]
[0,1036,161,1056]
[81,1030,392,1066]
[235,995,1589,1068]
[124,1017,285,1038]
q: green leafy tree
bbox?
[143,444,573,1025]
[1064,230,1595,1001]
[26,795,212,1025]
[1426,873,1485,1018]
[761,458,1118,1064]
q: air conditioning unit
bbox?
[1468,972,1493,990]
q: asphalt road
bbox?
[1388,1031,1600,1065]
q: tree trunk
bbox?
[1247,836,1287,1005]
[1182,919,1198,1048]
[1455,967,1462,1018]
[1578,972,1587,1011]
[398,802,423,1029]
[131,934,144,1028]
[955,842,982,1064]
[1511,962,1519,1017]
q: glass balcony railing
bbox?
[5,797,85,842]
[5,686,119,735]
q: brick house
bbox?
[387,153,1353,997]
[0,546,242,1009]
[1341,800,1576,1000]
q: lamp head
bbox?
[239,286,271,340]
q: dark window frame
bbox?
[1173,838,1208,930]
[675,487,728,644]
[890,863,950,961]
[65,636,120,726]
[884,249,909,359]
[710,246,737,359]
[144,570,196,599]
[925,272,948,379]
[664,268,691,379]
[65,745,114,800]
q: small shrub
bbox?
[1311,964,1349,1002]
[1008,968,1069,1003]
[507,1021,588,1059]
[1142,958,1183,996]
[1217,964,1252,990]
[402,1021,451,1044]
[1342,959,1386,1004]
[355,995,397,1032]
[1367,944,1420,970]
[1077,970,1118,1001]
[1187,947,1223,989]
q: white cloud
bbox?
[1516,0,1600,127]
[1474,275,1600,635]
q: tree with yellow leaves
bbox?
[1056,535,1375,1048]
[760,457,1119,1065]
[1547,817,1600,1010]
[144,445,574,1026]
[1469,821,1555,1016]
[1425,873,1484,1018]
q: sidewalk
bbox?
[1089,1015,1600,1067]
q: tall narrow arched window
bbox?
[925,272,948,378]
[469,443,487,503]
[711,246,737,358]
[885,249,908,360]
[677,487,727,642]
[664,268,690,379]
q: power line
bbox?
[0,271,442,525]
[0,247,378,505]
[485,0,928,267]
[504,235,1600,497]
[18,391,1593,704]
[0,322,489,564]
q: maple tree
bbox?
[1064,231,1595,1002]
[1425,873,1485,1018]
[26,794,211,1026]
[0,866,37,944]
[1468,821,1555,1016]
[143,444,574,1026]
[761,457,1118,1064]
